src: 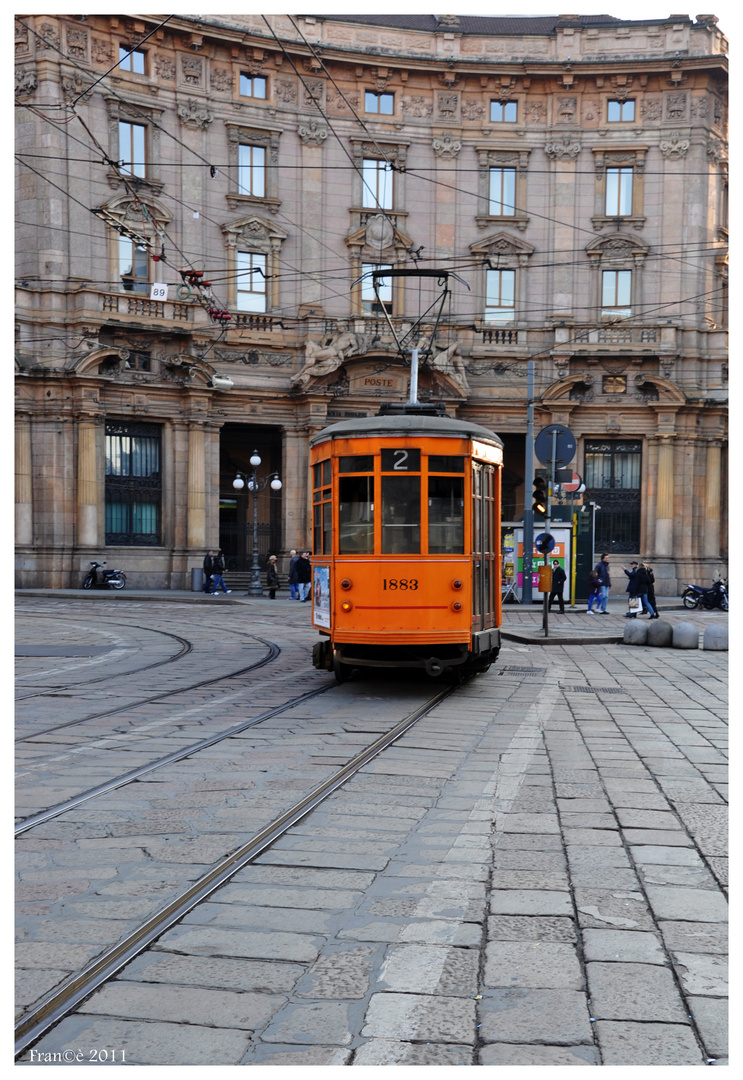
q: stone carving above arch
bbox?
[470,231,535,267]
[220,213,288,253]
[585,231,649,265]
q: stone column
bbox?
[703,441,722,559]
[654,436,676,555]
[187,423,206,550]
[283,426,310,551]
[15,416,33,546]
[76,418,100,547]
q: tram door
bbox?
[472,461,499,631]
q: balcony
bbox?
[556,323,679,358]
[101,292,191,322]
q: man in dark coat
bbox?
[548,560,567,614]
[288,549,300,600]
[594,553,611,614]
[296,550,312,601]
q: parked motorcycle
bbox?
[681,578,727,611]
[82,561,127,590]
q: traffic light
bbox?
[532,476,547,515]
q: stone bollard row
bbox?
[623,619,728,650]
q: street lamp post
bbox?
[233,451,282,597]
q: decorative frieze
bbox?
[432,131,461,159]
[545,133,581,159]
[178,99,213,129]
[659,130,690,158]
[298,119,327,146]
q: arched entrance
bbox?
[219,424,283,571]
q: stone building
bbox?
[15,13,728,592]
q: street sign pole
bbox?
[522,361,534,605]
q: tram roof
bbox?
[310,412,503,448]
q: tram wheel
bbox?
[332,650,352,684]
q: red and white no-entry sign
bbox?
[561,471,582,492]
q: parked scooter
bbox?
[681,578,727,611]
[82,561,127,590]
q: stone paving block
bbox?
[586,961,688,1022]
[574,888,655,931]
[687,996,728,1057]
[622,829,694,847]
[478,988,593,1046]
[296,946,377,999]
[644,885,728,923]
[182,902,333,935]
[492,850,566,871]
[565,845,632,870]
[261,1000,353,1045]
[233,864,376,891]
[630,844,705,867]
[122,952,303,993]
[582,928,666,964]
[637,863,717,889]
[489,890,573,917]
[483,940,583,989]
[362,991,475,1043]
[674,804,728,856]
[23,1015,252,1066]
[155,925,322,963]
[593,1020,705,1065]
[257,849,389,871]
[353,1039,472,1065]
[15,968,69,1016]
[487,915,577,943]
[494,833,563,851]
[81,979,283,1030]
[479,1043,600,1065]
[562,828,621,846]
[246,1044,352,1065]
[671,952,728,996]
[569,867,641,889]
[659,921,727,956]
[376,944,479,996]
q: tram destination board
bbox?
[381,448,420,471]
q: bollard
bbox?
[703,625,728,651]
[623,620,648,645]
[672,621,699,649]
[646,619,673,648]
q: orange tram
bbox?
[309,402,503,682]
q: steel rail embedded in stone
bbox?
[14,682,455,1058]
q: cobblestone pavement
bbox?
[16,592,727,1066]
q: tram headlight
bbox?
[340,579,353,590]
[341,600,353,613]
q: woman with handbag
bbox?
[623,561,657,618]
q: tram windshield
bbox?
[339,475,374,553]
[382,475,421,553]
[428,475,464,553]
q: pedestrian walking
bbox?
[296,550,312,602]
[266,555,279,600]
[646,562,659,616]
[623,560,656,617]
[586,569,600,613]
[207,550,231,595]
[594,553,612,613]
[288,549,300,600]
[202,549,215,593]
[622,560,639,617]
[548,559,567,614]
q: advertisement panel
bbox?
[313,566,330,628]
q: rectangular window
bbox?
[119,47,145,74]
[485,268,515,322]
[362,263,393,315]
[339,475,375,554]
[490,100,517,123]
[365,90,394,115]
[382,475,420,554]
[602,270,632,318]
[312,459,332,555]
[236,251,267,312]
[607,99,635,122]
[105,422,162,545]
[362,158,393,209]
[239,73,267,98]
[238,144,266,197]
[428,475,464,554]
[118,235,149,294]
[119,121,146,177]
[606,167,633,216]
[584,439,641,553]
[489,168,516,216]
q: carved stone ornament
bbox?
[403,96,433,119]
[66,27,89,60]
[15,69,37,97]
[664,92,688,121]
[154,55,176,81]
[298,119,328,146]
[180,55,203,87]
[436,91,460,120]
[62,72,95,103]
[275,79,297,104]
[210,67,232,93]
[659,130,689,159]
[641,97,662,123]
[302,79,325,109]
[526,102,546,123]
[432,131,462,159]
[557,96,577,123]
[178,99,213,129]
[461,98,484,121]
[365,214,395,250]
[545,133,581,159]
[706,138,728,166]
[92,38,113,65]
[37,22,60,53]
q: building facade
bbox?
[15,13,728,592]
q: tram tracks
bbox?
[15,682,456,1058]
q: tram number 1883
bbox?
[382,578,419,591]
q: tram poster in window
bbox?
[313,565,330,627]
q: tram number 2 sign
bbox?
[383,578,419,590]
[381,449,421,471]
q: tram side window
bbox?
[382,475,421,553]
[339,475,374,553]
[312,459,332,555]
[428,475,464,554]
